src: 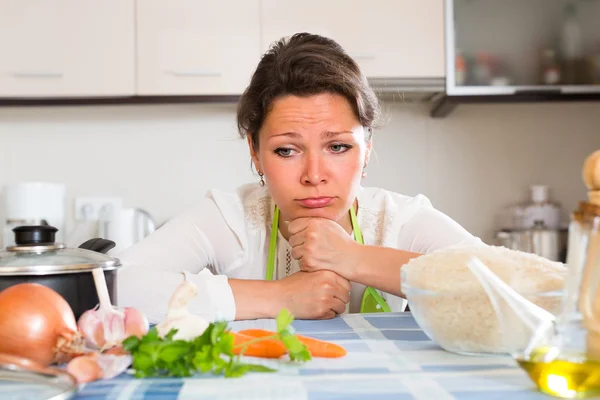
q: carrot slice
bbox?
[238,329,347,358]
[229,332,286,358]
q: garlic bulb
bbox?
[78,268,149,350]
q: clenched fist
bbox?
[275,270,352,319]
[287,217,361,280]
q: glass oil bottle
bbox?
[515,150,600,399]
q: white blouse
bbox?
[115,183,481,324]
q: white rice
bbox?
[401,243,568,355]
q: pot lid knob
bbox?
[583,150,600,206]
[12,225,58,245]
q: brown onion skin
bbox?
[0,283,78,366]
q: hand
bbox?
[288,218,360,280]
[275,270,351,320]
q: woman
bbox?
[116,33,480,324]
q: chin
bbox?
[291,206,345,221]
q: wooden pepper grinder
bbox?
[583,150,600,206]
[582,150,600,359]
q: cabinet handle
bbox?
[167,69,221,77]
[349,53,376,61]
[12,71,63,78]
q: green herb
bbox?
[122,308,311,378]
[273,308,311,363]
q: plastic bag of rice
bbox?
[400,243,567,355]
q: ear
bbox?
[247,134,262,171]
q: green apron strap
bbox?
[266,205,279,281]
[349,204,363,244]
[350,205,391,313]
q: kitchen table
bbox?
[19,312,552,400]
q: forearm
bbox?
[229,278,282,320]
[351,245,422,297]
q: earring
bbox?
[362,170,367,179]
[258,171,265,186]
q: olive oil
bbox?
[516,356,600,399]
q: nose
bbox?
[301,151,327,185]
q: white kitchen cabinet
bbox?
[0,0,135,98]
[136,0,261,95]
[260,0,445,79]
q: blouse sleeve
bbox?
[382,202,481,312]
[115,194,244,324]
[397,205,482,254]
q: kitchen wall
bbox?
[0,100,599,246]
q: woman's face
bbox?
[249,93,372,224]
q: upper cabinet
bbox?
[0,1,446,99]
[0,0,135,98]
[136,0,261,95]
[446,0,600,96]
[260,0,445,79]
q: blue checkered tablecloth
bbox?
[6,312,553,399]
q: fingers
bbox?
[319,310,336,320]
[333,274,352,293]
[333,287,350,304]
[286,218,312,236]
[291,244,304,261]
[288,218,319,248]
[329,297,347,315]
[288,232,304,249]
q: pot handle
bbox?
[78,238,116,254]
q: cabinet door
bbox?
[136,0,261,95]
[261,0,444,78]
[0,0,135,97]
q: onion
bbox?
[0,283,82,366]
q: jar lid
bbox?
[0,354,77,400]
[0,226,120,276]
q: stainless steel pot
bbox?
[0,225,120,320]
[495,221,568,262]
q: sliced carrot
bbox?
[295,334,347,358]
[229,332,286,359]
[238,329,347,358]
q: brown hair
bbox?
[237,32,380,150]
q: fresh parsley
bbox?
[122,308,311,378]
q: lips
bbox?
[297,197,334,208]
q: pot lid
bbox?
[0,226,120,276]
[0,354,77,400]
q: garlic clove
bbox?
[91,353,132,380]
[77,308,106,349]
[155,274,210,341]
[104,345,128,356]
[66,355,104,383]
[157,315,209,341]
[165,273,199,320]
[123,307,149,338]
[65,353,132,383]
[102,308,126,348]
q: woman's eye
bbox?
[274,147,294,157]
[329,144,352,153]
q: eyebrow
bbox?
[268,130,354,140]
